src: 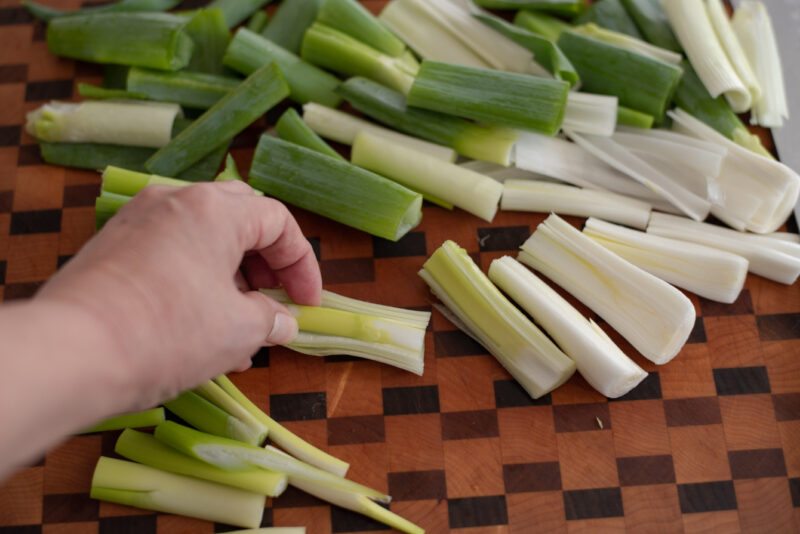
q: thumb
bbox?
[240,291,299,346]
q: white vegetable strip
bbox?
[662,0,751,112]
[501,180,651,230]
[459,160,557,183]
[647,212,800,285]
[488,256,647,399]
[562,92,618,137]
[519,214,695,364]
[583,217,748,304]
[574,23,682,66]
[762,232,800,245]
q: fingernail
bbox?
[268,312,298,345]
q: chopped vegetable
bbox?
[573,23,682,65]
[102,166,192,196]
[245,10,269,33]
[127,67,241,109]
[163,391,267,446]
[513,9,571,41]
[474,0,587,17]
[80,408,165,434]
[182,9,231,76]
[261,0,323,54]
[95,192,132,229]
[620,0,682,52]
[275,108,344,161]
[574,0,643,38]
[617,105,654,129]
[562,91,618,137]
[76,83,147,100]
[23,0,182,22]
[205,0,271,29]
[214,154,244,182]
[317,0,407,57]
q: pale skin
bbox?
[0,181,322,482]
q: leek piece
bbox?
[95,192,132,229]
[103,64,130,90]
[460,160,555,183]
[317,0,406,57]
[102,166,192,196]
[302,102,456,162]
[301,23,417,95]
[514,10,571,41]
[223,28,341,107]
[519,214,696,364]
[562,92,618,137]
[647,213,800,285]
[275,108,344,161]
[339,77,519,165]
[501,179,651,229]
[261,0,322,54]
[407,61,569,135]
[419,240,576,399]
[474,0,587,16]
[488,256,647,398]
[215,154,250,185]
[115,429,287,496]
[661,0,749,112]
[731,1,789,128]
[127,67,241,109]
[91,457,266,528]
[23,0,182,23]
[206,0,271,29]
[47,13,194,71]
[620,0,682,52]
[573,23,682,65]
[249,135,422,241]
[146,63,289,177]
[77,83,147,100]
[182,9,231,76]
[472,12,579,87]
[246,10,269,33]
[584,218,749,304]
[192,381,270,443]
[26,100,181,149]
[557,30,683,120]
[80,408,165,434]
[617,106,653,129]
[352,132,503,221]
[213,374,349,477]
[574,0,643,38]
[764,233,800,245]
[163,391,266,446]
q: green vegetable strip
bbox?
[95,192,131,229]
[261,0,323,54]
[164,391,266,445]
[23,0,182,22]
[182,9,232,75]
[338,77,518,165]
[473,0,588,17]
[115,429,287,496]
[249,135,422,241]
[574,0,643,38]
[514,10,571,41]
[317,0,406,57]
[127,67,241,109]
[77,83,147,100]
[146,64,289,177]
[80,408,165,434]
[103,166,190,196]
[47,13,195,71]
[246,10,269,33]
[275,108,344,161]
[621,0,682,52]
[301,23,417,95]
[215,154,242,182]
[617,105,654,129]
[472,13,579,87]
[557,30,682,120]
[223,28,341,107]
[407,61,569,135]
[206,0,272,29]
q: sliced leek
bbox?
[127,67,241,109]
[23,0,182,22]
[182,8,231,76]
[191,381,270,445]
[573,23,682,66]
[163,391,267,446]
[317,0,406,57]
[574,0,643,38]
[473,0,587,16]
[514,9,571,41]
[205,0,271,29]
[261,0,322,54]
[562,92,618,137]
[80,408,165,434]
[620,0,682,52]
[275,108,344,161]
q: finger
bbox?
[234,270,250,292]
[241,254,279,290]
[231,359,253,373]
[239,290,298,346]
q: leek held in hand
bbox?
[80,408,165,434]
[163,391,267,446]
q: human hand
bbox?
[36,180,321,410]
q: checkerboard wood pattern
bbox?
[0,1,799,532]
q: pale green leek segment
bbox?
[95,192,132,229]
[126,67,241,109]
[261,0,322,54]
[574,0,643,38]
[24,0,182,22]
[317,0,407,57]
[420,240,576,399]
[164,391,267,446]
[573,23,682,65]
[182,9,232,76]
[275,108,344,161]
[102,166,192,196]
[620,0,682,52]
[76,83,146,100]
[192,381,270,442]
[205,0,271,29]
[617,106,654,129]
[80,408,164,434]
[246,10,269,33]
[91,457,266,528]
[514,10,570,41]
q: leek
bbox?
[501,179,651,229]
[127,67,241,109]
[206,0,271,29]
[215,154,245,183]
[620,0,682,52]
[574,0,643,38]
[26,100,181,149]
[617,106,654,129]
[76,83,146,100]
[302,102,456,162]
[488,256,647,398]
[352,131,503,221]
[473,0,587,16]
[275,108,343,161]
[407,61,569,135]
[164,391,266,446]
[419,240,576,399]
[460,160,556,183]
[338,77,519,165]
[573,23,682,66]
[115,429,288,496]
[249,135,422,241]
[47,13,194,71]
[191,381,271,444]
[182,9,231,76]
[583,218,749,304]
[146,63,289,177]
[647,213,800,285]
[514,10,571,41]
[91,457,266,528]
[246,10,269,33]
[80,408,165,434]
[519,214,695,364]
[261,0,322,54]
[562,92,618,137]
[223,28,342,107]
[317,0,406,57]
[95,192,132,229]
[23,0,182,23]
[102,166,193,196]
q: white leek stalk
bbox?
[488,256,647,398]
[574,23,682,66]
[647,212,800,285]
[460,159,555,183]
[501,180,652,230]
[519,214,695,364]
[562,92,618,137]
[662,0,750,112]
[419,240,576,399]
[583,217,749,304]
[302,102,456,162]
[732,1,789,128]
[763,232,800,245]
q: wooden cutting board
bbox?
[0,1,798,532]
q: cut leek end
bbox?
[731,127,773,159]
[455,126,519,167]
[80,408,166,434]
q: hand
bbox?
[36,180,321,410]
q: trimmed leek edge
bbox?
[419,240,576,399]
[275,108,344,161]
[583,217,749,304]
[706,0,761,107]
[164,391,267,446]
[91,457,266,529]
[519,214,695,364]
[562,91,618,137]
[80,408,165,434]
[192,381,270,443]
[488,256,647,398]
[102,165,263,197]
[574,23,682,66]
[214,153,264,198]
